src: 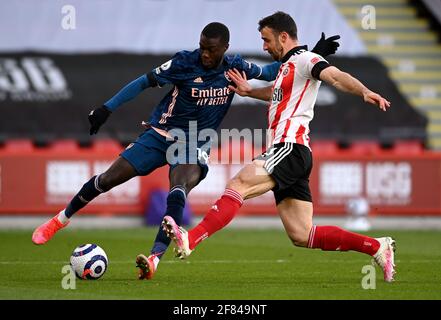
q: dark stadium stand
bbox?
[0,54,427,147]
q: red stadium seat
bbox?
[92,139,123,153]
[393,140,424,155]
[4,139,34,152]
[50,139,80,151]
[310,140,339,154]
[349,141,382,155]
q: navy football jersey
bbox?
[147,49,279,138]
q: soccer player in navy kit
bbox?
[32,22,339,280]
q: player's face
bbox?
[260,27,284,61]
[199,35,229,69]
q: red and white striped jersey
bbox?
[267,48,327,150]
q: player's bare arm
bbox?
[319,66,391,111]
[227,68,272,101]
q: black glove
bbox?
[88,105,111,135]
[311,32,341,57]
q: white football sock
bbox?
[57,209,69,224]
[153,256,160,269]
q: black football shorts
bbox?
[255,142,313,204]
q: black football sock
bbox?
[150,185,187,259]
[64,175,104,218]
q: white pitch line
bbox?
[0,259,289,265]
[0,259,438,265]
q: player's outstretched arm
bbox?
[227,68,272,102]
[258,62,281,81]
[88,106,111,135]
[253,33,340,83]
[319,66,391,111]
[103,74,150,112]
[311,32,340,57]
[88,74,151,135]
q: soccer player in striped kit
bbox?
[32,21,340,280]
[163,12,396,282]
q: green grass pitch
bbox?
[0,227,440,300]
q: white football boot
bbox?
[162,215,192,259]
[373,237,396,282]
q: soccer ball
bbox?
[70,244,108,280]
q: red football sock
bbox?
[188,189,243,250]
[308,225,380,256]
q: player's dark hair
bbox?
[258,11,297,39]
[201,22,230,44]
